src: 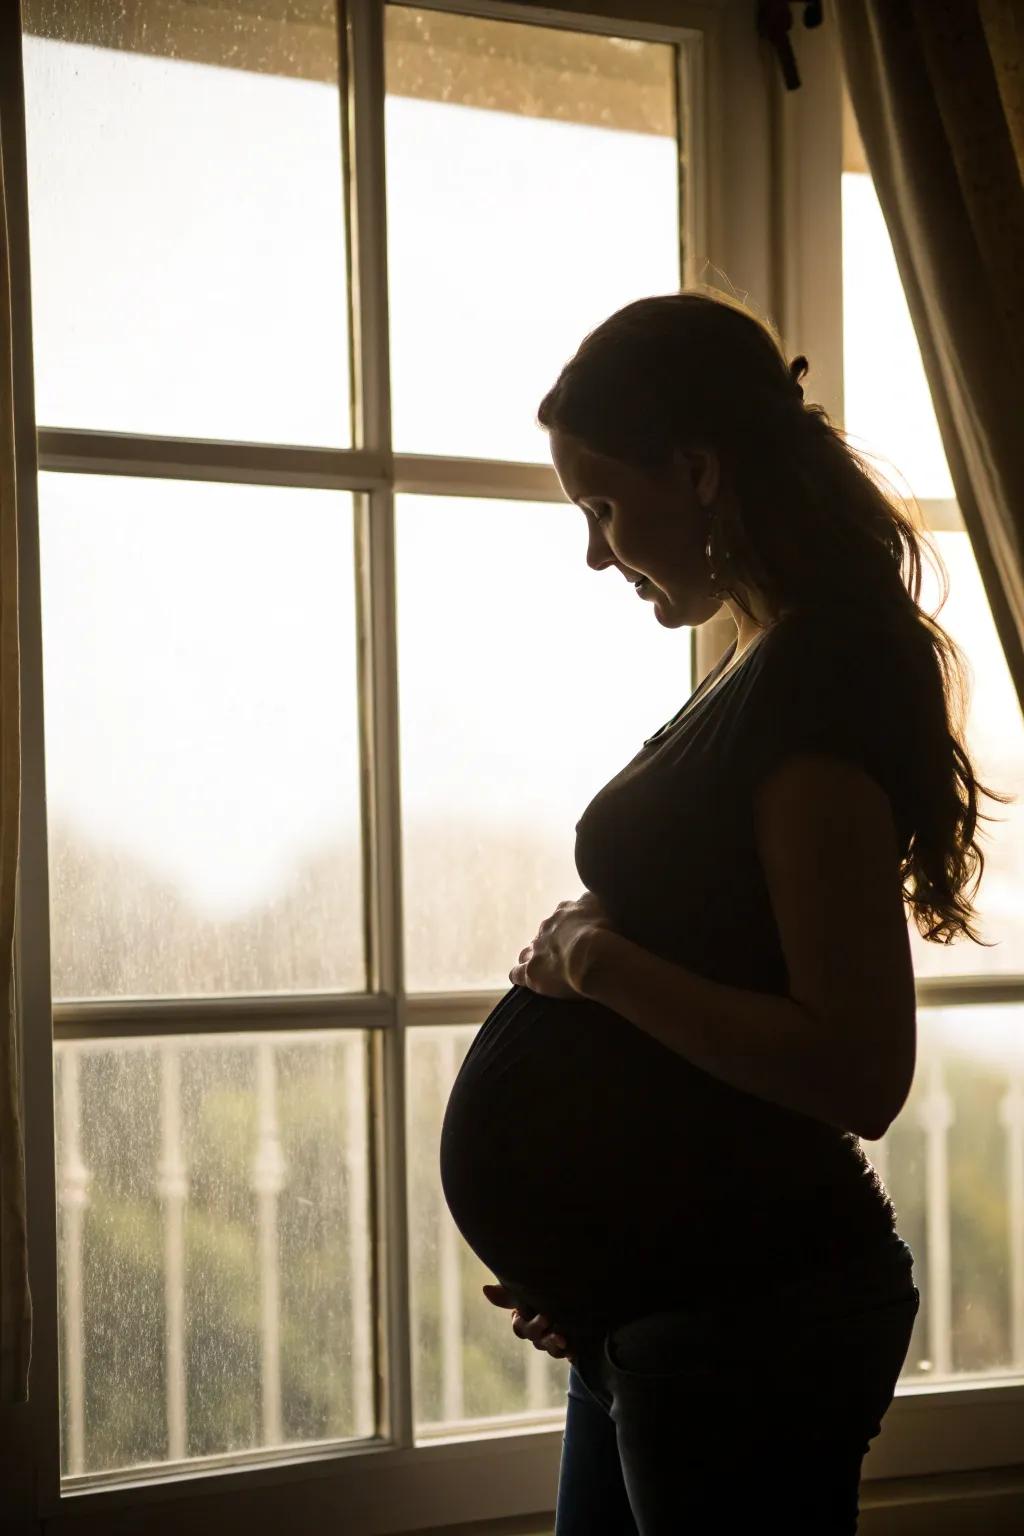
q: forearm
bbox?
[571,927,883,1138]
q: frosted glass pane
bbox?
[407,1027,566,1431]
[55,1032,374,1477]
[38,474,365,999]
[841,173,953,499]
[22,1,351,444]
[385,9,680,460]
[872,1006,1024,1383]
[908,533,1024,977]
[396,496,693,991]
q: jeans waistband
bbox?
[502,1232,917,1342]
[637,1231,918,1336]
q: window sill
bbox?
[24,1379,1024,1533]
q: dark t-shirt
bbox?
[440,608,922,1336]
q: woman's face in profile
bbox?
[548,428,726,630]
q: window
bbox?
[13,4,1022,1528]
[22,0,354,446]
[840,104,1024,1389]
[384,8,680,459]
[15,0,696,1502]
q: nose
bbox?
[588,550,630,583]
[586,530,617,574]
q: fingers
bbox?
[511,1308,545,1341]
[483,1287,573,1359]
[539,1331,572,1359]
[544,1334,571,1357]
[513,1309,570,1356]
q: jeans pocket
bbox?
[602,1308,713,1382]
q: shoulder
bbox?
[746,606,931,697]
[727,606,935,841]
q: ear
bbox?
[670,447,720,508]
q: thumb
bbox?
[482,1283,516,1308]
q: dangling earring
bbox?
[704,512,730,600]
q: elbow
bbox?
[850,1076,914,1144]
[836,1016,916,1143]
[854,1111,894,1144]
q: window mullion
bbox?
[674,32,701,290]
[35,429,390,491]
[51,992,396,1040]
[347,0,393,455]
[394,454,561,501]
[915,975,1024,1010]
[51,990,538,1042]
[919,497,965,533]
[346,0,414,1454]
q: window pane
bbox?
[22,1,351,444]
[38,474,365,1000]
[385,8,681,460]
[55,1031,374,1478]
[873,1006,1024,1383]
[841,173,953,499]
[396,496,692,992]
[841,170,1024,976]
[408,1026,566,1432]
[910,533,1024,977]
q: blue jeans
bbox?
[554,1235,919,1535]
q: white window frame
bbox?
[6,1,1023,1530]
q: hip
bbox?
[573,1233,919,1429]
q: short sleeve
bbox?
[727,612,914,824]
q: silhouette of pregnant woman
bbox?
[439,292,1007,1534]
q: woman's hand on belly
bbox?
[509,890,620,1000]
[482,1281,577,1363]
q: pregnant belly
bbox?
[438,986,891,1330]
[438,985,753,1325]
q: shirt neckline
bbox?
[642,625,774,747]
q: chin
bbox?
[652,590,720,629]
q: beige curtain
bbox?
[0,118,29,1405]
[837,0,1024,709]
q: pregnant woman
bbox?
[438,292,1006,1534]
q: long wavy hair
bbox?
[537,289,1011,946]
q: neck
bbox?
[723,595,778,656]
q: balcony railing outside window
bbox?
[54,1009,1024,1474]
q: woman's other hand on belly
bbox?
[483,1281,577,1363]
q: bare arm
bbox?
[570,753,917,1141]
